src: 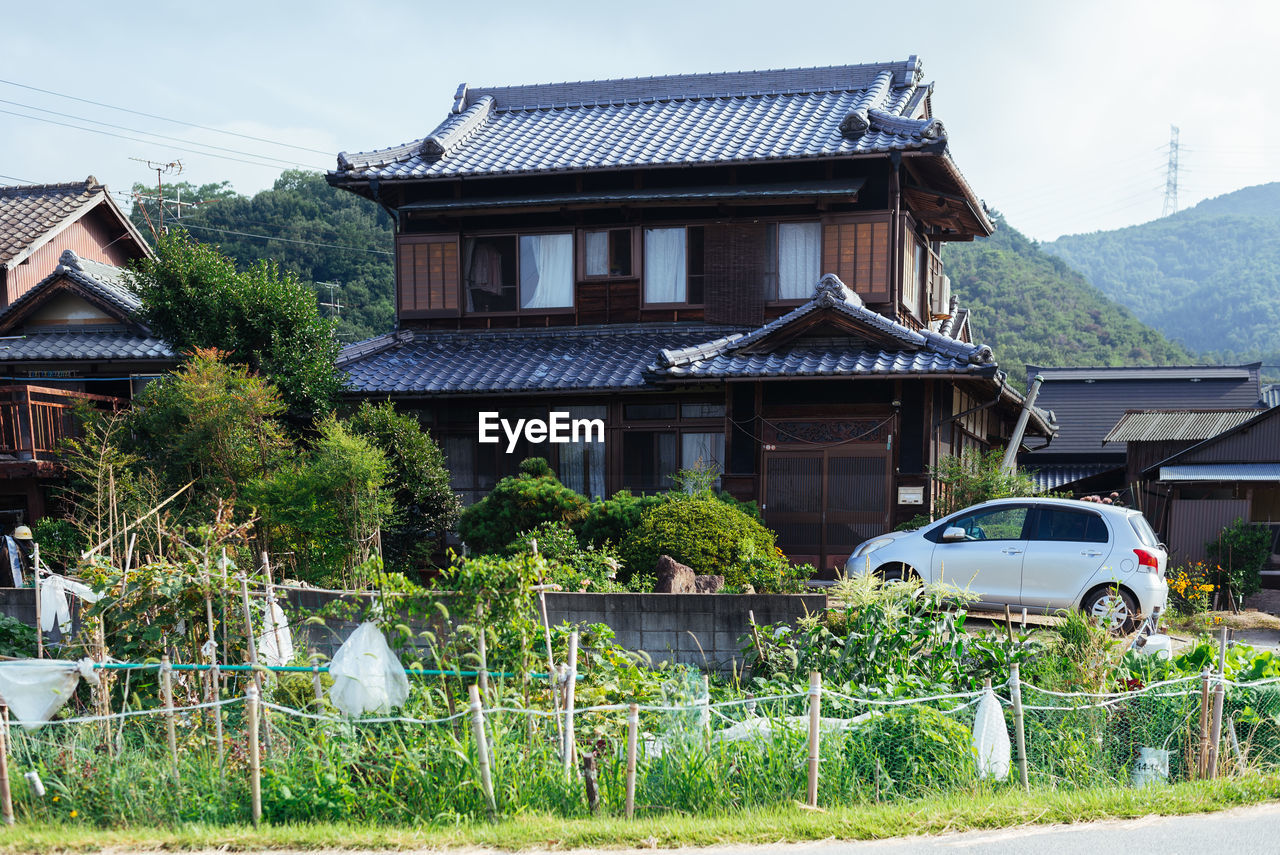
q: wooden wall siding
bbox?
[822,220,889,303]
[704,223,766,326]
[1172,413,1280,465]
[1169,498,1249,564]
[397,236,459,314]
[6,215,139,304]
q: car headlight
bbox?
[852,537,895,559]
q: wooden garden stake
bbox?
[211,663,225,773]
[625,702,639,819]
[238,575,262,693]
[160,655,179,782]
[1208,626,1228,777]
[1009,664,1029,790]
[309,650,324,705]
[747,609,764,663]
[806,670,821,807]
[468,684,496,816]
[246,684,261,827]
[563,629,579,774]
[476,605,489,696]
[1198,667,1212,778]
[0,705,13,826]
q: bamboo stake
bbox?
[747,609,765,664]
[239,575,262,693]
[211,663,225,773]
[1198,667,1212,778]
[468,684,496,817]
[531,543,563,746]
[82,479,196,558]
[1010,664,1029,790]
[563,629,579,774]
[806,670,821,807]
[246,684,261,827]
[94,623,110,749]
[1208,626,1228,778]
[0,705,12,826]
[261,552,286,664]
[476,606,489,696]
[33,559,42,659]
[625,702,638,820]
[310,650,324,705]
[160,655,179,783]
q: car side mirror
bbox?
[942,526,968,543]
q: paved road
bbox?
[648,802,1280,854]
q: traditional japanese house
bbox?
[330,58,1055,572]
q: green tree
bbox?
[1206,517,1272,603]
[457,460,589,555]
[347,401,461,572]
[129,229,344,422]
[929,448,1041,517]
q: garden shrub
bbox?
[843,705,976,797]
[620,494,777,586]
[30,517,84,573]
[0,613,36,658]
[457,460,589,555]
[507,521,636,592]
[1206,517,1271,602]
[575,489,664,549]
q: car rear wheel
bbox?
[1081,586,1138,633]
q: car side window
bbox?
[1031,508,1108,543]
[945,507,1029,541]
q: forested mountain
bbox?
[130,171,394,343]
[944,215,1191,380]
[127,173,1189,376]
[1042,182,1280,367]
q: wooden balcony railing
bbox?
[0,385,124,461]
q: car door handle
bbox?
[1080,550,1103,557]
[1000,547,1023,555]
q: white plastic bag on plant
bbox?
[0,659,91,729]
[257,595,294,667]
[328,622,409,716]
[1132,747,1170,787]
[971,687,1011,779]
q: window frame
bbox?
[396,234,462,319]
[578,226,639,281]
[764,220,824,305]
[641,225,705,308]
[460,227,576,316]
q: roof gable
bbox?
[0,177,150,270]
[0,250,143,333]
[1146,406,1280,471]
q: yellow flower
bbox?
[51,796,59,803]
[69,810,77,818]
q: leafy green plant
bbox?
[0,614,36,658]
[929,448,1041,517]
[507,521,632,593]
[842,705,977,797]
[620,493,778,587]
[575,489,664,549]
[30,517,85,573]
[1206,518,1271,602]
[457,461,589,555]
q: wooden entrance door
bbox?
[763,447,890,575]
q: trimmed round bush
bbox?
[620,494,777,587]
[457,466,588,555]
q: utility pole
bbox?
[1161,126,1180,217]
[315,281,343,320]
[130,158,182,232]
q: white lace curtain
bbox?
[559,406,607,499]
[519,234,574,309]
[777,222,821,299]
[584,231,610,276]
[644,228,686,303]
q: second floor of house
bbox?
[330,59,991,337]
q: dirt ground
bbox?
[1245,588,1280,616]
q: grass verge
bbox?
[3,775,1279,853]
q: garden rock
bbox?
[654,555,696,592]
[694,574,725,593]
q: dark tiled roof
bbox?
[652,274,994,375]
[0,250,140,327]
[0,331,172,362]
[339,325,742,395]
[333,60,946,182]
[1103,409,1262,444]
[0,177,106,268]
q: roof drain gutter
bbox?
[1000,374,1044,475]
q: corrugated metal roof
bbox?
[1265,384,1280,409]
[0,178,106,268]
[0,331,172,361]
[339,325,741,395]
[1160,464,1280,482]
[332,61,945,183]
[1103,409,1262,444]
[1025,464,1116,492]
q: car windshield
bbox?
[1128,513,1160,548]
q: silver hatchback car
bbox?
[845,497,1168,630]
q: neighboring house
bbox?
[329,58,1054,572]
[0,250,174,525]
[0,177,150,308]
[1019,364,1264,494]
[1134,406,1280,584]
[1264,384,1279,410]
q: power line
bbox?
[0,77,334,157]
[171,221,393,256]
[0,97,326,171]
[0,174,35,184]
[0,106,311,172]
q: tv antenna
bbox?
[129,158,182,235]
[1161,126,1179,217]
[316,281,343,319]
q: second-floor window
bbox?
[464,233,574,312]
[582,228,634,279]
[765,222,822,300]
[643,227,704,305]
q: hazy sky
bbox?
[3,0,1277,242]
